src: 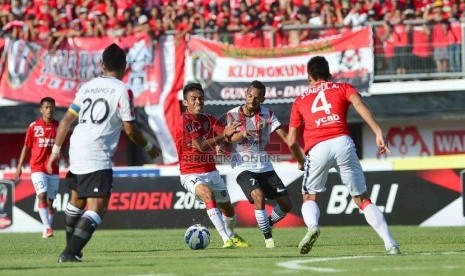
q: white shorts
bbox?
[180,170,231,203]
[302,135,366,196]
[30,172,59,199]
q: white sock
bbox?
[363,203,396,248]
[207,208,230,242]
[301,200,320,230]
[254,209,272,238]
[222,214,236,237]
[38,206,51,228]
[270,205,288,224]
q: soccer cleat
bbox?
[298,226,320,254]
[264,238,275,248]
[231,233,249,248]
[75,252,83,261]
[58,253,82,263]
[222,239,235,249]
[386,243,401,255]
[42,228,53,239]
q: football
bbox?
[184,224,211,250]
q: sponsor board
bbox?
[1,164,463,232]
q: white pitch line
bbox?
[276,252,465,273]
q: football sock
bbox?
[301,200,320,230]
[361,200,396,247]
[48,207,54,227]
[270,205,287,226]
[38,202,51,228]
[205,201,230,242]
[222,214,237,237]
[64,203,85,244]
[64,210,101,256]
[255,209,272,239]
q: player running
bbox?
[175,82,248,249]
[14,97,63,239]
[226,80,305,248]
[288,56,401,255]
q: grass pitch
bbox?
[0,226,464,276]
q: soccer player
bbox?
[288,56,401,255]
[47,43,160,262]
[225,80,305,248]
[14,97,61,239]
[175,82,248,249]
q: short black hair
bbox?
[40,97,55,106]
[102,43,126,72]
[248,80,266,97]
[307,56,332,81]
[183,82,204,99]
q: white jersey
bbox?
[69,76,135,174]
[226,106,280,173]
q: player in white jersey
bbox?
[47,43,160,263]
[226,80,305,248]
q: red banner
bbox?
[185,27,374,104]
[0,34,162,107]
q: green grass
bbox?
[0,226,464,275]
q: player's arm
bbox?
[275,128,306,166]
[192,121,241,152]
[350,93,391,156]
[123,121,161,159]
[47,110,77,173]
[14,145,30,182]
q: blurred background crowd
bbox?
[0,0,463,76]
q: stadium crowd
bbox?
[0,0,463,74]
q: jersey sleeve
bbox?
[289,99,303,128]
[24,124,34,148]
[343,83,359,100]
[118,88,136,122]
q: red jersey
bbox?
[24,118,59,174]
[289,81,357,153]
[175,111,225,174]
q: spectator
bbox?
[343,0,367,27]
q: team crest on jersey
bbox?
[6,39,40,89]
[186,121,201,133]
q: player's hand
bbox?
[147,146,161,159]
[376,136,392,157]
[224,121,242,138]
[13,167,22,183]
[47,153,60,174]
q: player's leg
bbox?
[236,171,271,247]
[182,173,232,248]
[31,172,52,238]
[299,142,331,254]
[353,192,400,254]
[59,169,112,262]
[263,171,292,226]
[64,172,85,245]
[213,171,248,248]
[336,136,400,254]
[46,174,59,231]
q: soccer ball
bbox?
[184,224,211,250]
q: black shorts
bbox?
[75,169,113,199]
[236,170,288,204]
[65,171,77,191]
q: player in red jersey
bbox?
[14,97,63,238]
[175,82,248,249]
[288,56,401,255]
